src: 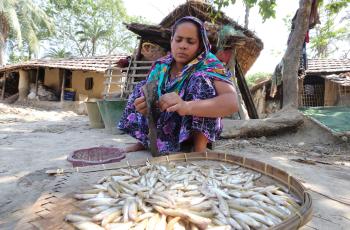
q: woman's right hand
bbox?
[134,96,147,116]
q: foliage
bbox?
[309,0,350,58]
[246,72,271,87]
[8,44,30,63]
[45,0,144,57]
[211,0,277,23]
[0,0,53,64]
[44,47,72,59]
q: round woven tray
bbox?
[51,151,312,229]
[67,147,125,167]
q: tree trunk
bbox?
[221,109,304,138]
[0,15,6,66]
[0,44,3,66]
[282,0,312,108]
[244,4,250,29]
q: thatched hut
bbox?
[125,0,263,75]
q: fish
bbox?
[92,207,121,221]
[66,161,302,229]
[101,210,123,227]
[105,222,133,230]
[232,213,262,228]
[166,216,181,230]
[64,214,92,223]
[71,221,105,230]
[80,197,119,207]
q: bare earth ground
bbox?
[0,103,349,230]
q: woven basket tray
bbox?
[67,147,125,167]
[47,151,312,230]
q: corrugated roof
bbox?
[0,55,128,73]
[306,59,350,74]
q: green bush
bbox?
[246,72,271,87]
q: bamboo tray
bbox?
[16,151,313,230]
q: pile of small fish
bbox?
[65,161,301,230]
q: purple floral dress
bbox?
[118,16,233,154]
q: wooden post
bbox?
[135,37,143,61]
[1,72,6,100]
[18,70,30,101]
[35,68,39,97]
[226,54,250,120]
[235,60,259,119]
[60,70,66,102]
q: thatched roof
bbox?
[306,59,350,75]
[0,55,127,73]
[126,0,263,74]
[124,23,171,50]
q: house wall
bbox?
[324,79,338,106]
[71,69,123,100]
[44,68,61,92]
[39,68,124,101]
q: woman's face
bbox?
[171,22,201,65]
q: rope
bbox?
[293,208,304,228]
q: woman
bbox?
[118,16,238,154]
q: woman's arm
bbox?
[159,80,238,118]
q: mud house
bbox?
[0,55,127,103]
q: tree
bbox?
[75,19,111,56]
[212,0,277,28]
[309,0,350,58]
[0,0,53,65]
[282,0,313,108]
[44,47,72,59]
[45,0,143,57]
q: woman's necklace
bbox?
[170,64,182,80]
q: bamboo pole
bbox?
[235,61,259,119]
[1,72,6,100]
[35,68,39,97]
[60,70,66,102]
[226,52,250,120]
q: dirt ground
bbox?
[0,102,349,229]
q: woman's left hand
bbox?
[159,92,191,116]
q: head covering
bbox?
[147,16,232,97]
[171,16,211,55]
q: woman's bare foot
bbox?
[123,142,146,153]
[193,131,208,152]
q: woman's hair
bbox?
[171,17,205,55]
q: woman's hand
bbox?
[134,96,147,116]
[159,92,191,116]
